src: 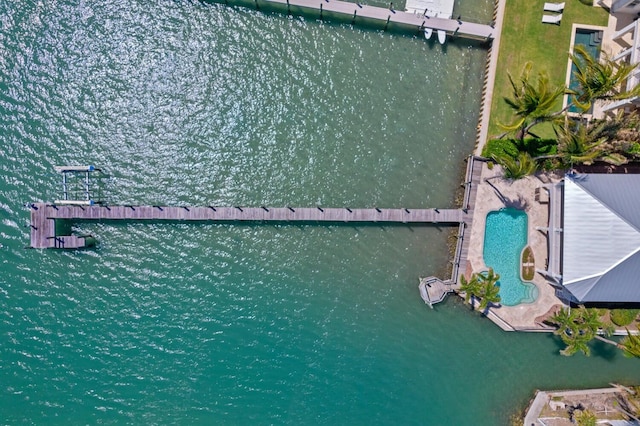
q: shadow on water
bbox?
[543,333,620,361]
[545,332,566,356]
[591,339,619,361]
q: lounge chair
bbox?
[542,13,562,24]
[544,2,565,12]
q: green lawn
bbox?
[488,0,609,139]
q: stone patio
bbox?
[463,162,564,331]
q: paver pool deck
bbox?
[464,163,562,330]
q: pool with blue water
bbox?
[483,208,538,306]
[568,28,603,114]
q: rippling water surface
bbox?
[1,1,639,424]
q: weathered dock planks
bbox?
[28,203,470,249]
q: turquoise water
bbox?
[568,29,602,113]
[484,209,538,306]
[2,1,640,425]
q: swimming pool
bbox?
[567,28,603,114]
[483,208,538,306]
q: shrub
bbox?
[574,409,597,426]
[610,309,640,327]
[483,139,519,159]
[483,138,558,160]
[627,142,640,157]
[520,138,558,158]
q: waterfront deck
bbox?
[249,0,494,41]
[418,276,452,307]
[29,204,469,249]
[417,156,485,306]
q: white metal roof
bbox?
[563,174,640,302]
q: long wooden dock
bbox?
[236,0,494,41]
[29,203,469,249]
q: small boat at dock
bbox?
[423,28,433,39]
[437,30,446,45]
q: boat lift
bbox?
[54,165,102,205]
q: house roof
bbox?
[562,173,640,303]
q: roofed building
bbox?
[541,173,640,304]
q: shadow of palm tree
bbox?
[484,177,530,210]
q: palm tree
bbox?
[477,268,501,310]
[549,306,614,356]
[550,307,579,338]
[493,151,537,180]
[499,62,565,141]
[621,329,640,358]
[459,274,481,309]
[555,120,606,166]
[478,280,501,310]
[569,45,640,113]
[560,332,593,357]
[535,119,630,167]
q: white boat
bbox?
[423,28,433,39]
[437,30,446,45]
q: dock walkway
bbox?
[417,156,485,306]
[29,204,468,249]
[249,0,494,41]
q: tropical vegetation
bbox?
[547,307,640,358]
[621,329,640,358]
[548,306,613,357]
[610,309,640,327]
[458,268,501,311]
[489,0,609,138]
[569,45,640,113]
[498,63,565,141]
[574,409,597,426]
[487,45,640,179]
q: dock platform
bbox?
[246,0,494,41]
[29,204,469,249]
[419,276,453,307]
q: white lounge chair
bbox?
[542,13,562,24]
[544,2,565,12]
